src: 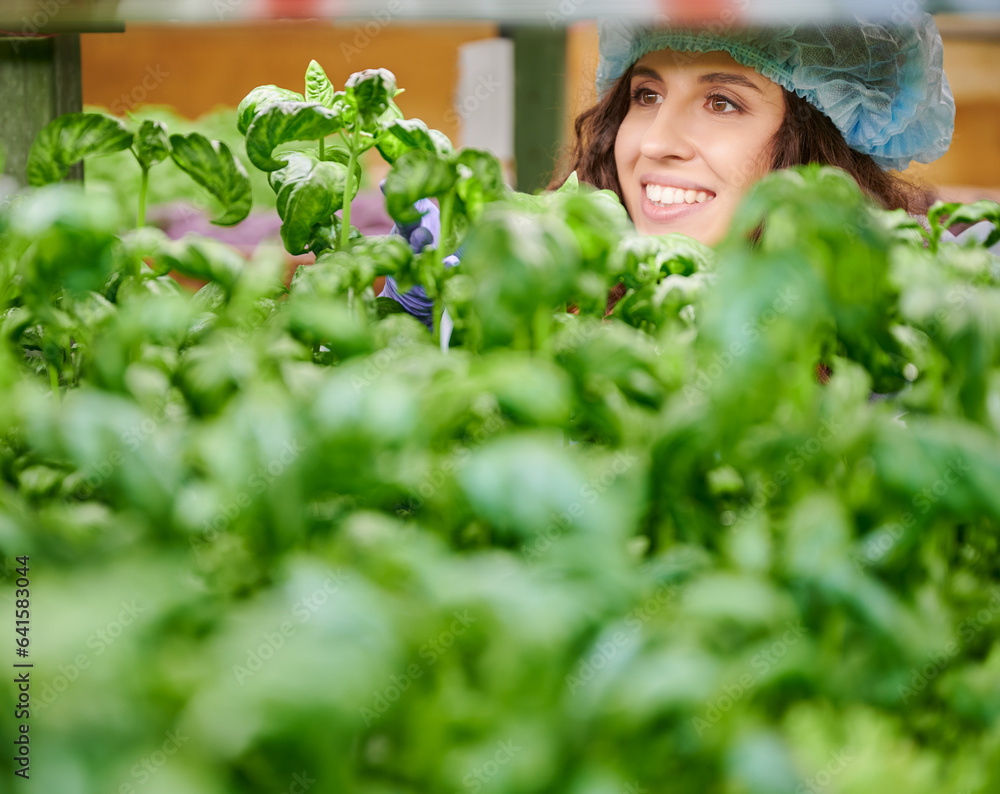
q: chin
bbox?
[635,216,721,245]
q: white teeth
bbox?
[645,183,714,206]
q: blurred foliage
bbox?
[81,104,388,219]
[81,105,279,216]
[1,64,1000,794]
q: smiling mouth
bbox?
[644,183,715,207]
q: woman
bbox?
[382,12,973,326]
[556,13,954,244]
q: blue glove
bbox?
[379,190,460,330]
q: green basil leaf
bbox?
[373,104,406,163]
[270,155,347,255]
[318,140,363,187]
[11,183,122,301]
[613,233,714,287]
[375,296,408,318]
[927,200,961,232]
[455,148,506,222]
[553,170,580,195]
[168,133,252,227]
[305,59,335,108]
[269,153,317,216]
[345,68,397,128]
[457,435,608,540]
[942,200,1000,248]
[375,130,407,165]
[134,119,170,170]
[245,101,345,172]
[120,226,172,275]
[236,84,305,136]
[154,235,244,292]
[379,94,404,125]
[307,215,362,255]
[348,235,414,278]
[457,148,504,193]
[286,296,374,359]
[26,112,134,186]
[381,118,454,158]
[329,89,357,128]
[557,190,637,276]
[383,148,458,225]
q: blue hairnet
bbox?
[595,14,955,172]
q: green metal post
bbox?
[503,26,567,195]
[0,33,83,185]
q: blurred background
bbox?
[2,0,999,246]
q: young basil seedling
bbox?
[27,111,252,230]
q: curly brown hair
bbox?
[550,63,933,312]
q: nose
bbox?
[638,99,697,162]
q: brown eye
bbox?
[634,88,660,106]
[708,95,740,113]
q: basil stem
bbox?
[340,130,359,251]
[137,166,149,228]
[432,191,455,345]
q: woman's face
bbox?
[614,48,786,245]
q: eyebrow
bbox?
[631,66,763,94]
[698,72,763,93]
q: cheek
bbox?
[614,118,641,174]
[613,137,626,188]
[717,140,760,191]
[707,120,781,192]
[614,121,642,200]
[702,140,765,193]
